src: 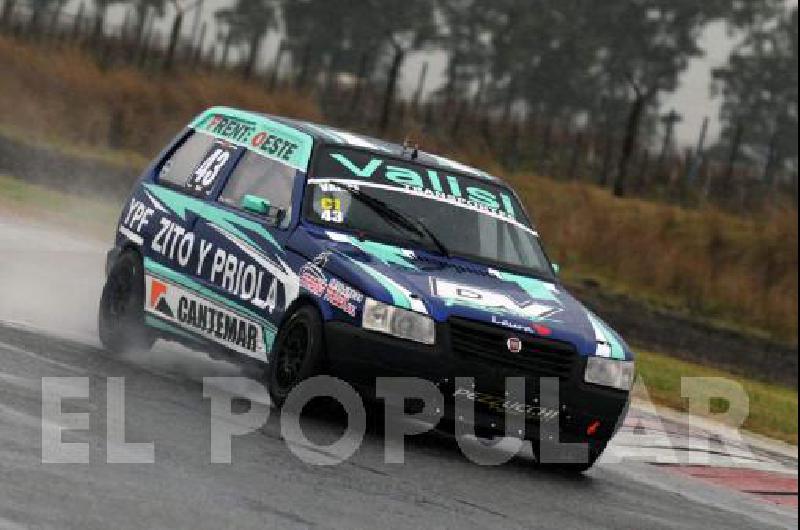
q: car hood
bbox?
[291,226,631,360]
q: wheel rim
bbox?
[275,320,309,390]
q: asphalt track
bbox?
[0,215,797,529]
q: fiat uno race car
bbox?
[99,107,634,471]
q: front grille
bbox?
[449,317,577,379]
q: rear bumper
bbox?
[324,320,630,445]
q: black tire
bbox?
[533,440,606,474]
[267,305,325,408]
[98,249,155,353]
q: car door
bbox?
[138,130,245,349]
[187,149,303,362]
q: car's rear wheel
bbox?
[98,249,154,353]
[267,305,325,408]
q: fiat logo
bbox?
[506,337,522,353]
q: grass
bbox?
[0,34,797,344]
[635,348,798,444]
[0,174,120,239]
[513,175,798,344]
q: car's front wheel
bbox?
[98,249,154,353]
[267,305,326,408]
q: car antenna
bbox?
[402,136,419,160]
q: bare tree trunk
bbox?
[92,3,107,43]
[411,61,428,115]
[163,10,183,72]
[71,2,86,41]
[269,41,286,91]
[379,44,405,134]
[191,21,206,68]
[133,3,147,45]
[613,94,647,197]
[349,51,370,114]
[242,31,263,80]
[48,0,67,38]
[1,0,16,29]
[220,29,233,68]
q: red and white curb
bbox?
[605,400,798,510]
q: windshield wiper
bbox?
[344,186,450,257]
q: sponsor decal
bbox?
[149,216,283,314]
[118,196,154,245]
[315,148,524,223]
[208,115,298,162]
[430,277,561,320]
[186,140,237,196]
[323,278,364,317]
[506,337,522,353]
[191,107,313,171]
[454,387,560,422]
[319,196,344,223]
[146,276,267,360]
[491,315,553,336]
[299,258,364,317]
[299,261,327,298]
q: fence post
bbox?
[636,148,651,193]
[567,131,584,180]
[656,109,681,183]
[686,116,708,190]
[762,125,780,189]
[723,120,744,192]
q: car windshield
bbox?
[303,147,556,281]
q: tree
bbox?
[29,0,63,31]
[578,1,738,196]
[713,7,798,186]
[281,0,435,131]
[436,0,493,109]
[215,0,278,79]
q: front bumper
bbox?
[324,320,630,445]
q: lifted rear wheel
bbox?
[98,250,154,353]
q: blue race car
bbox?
[99,107,634,470]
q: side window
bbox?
[158,132,216,187]
[219,151,297,219]
[186,140,238,196]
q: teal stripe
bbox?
[145,314,202,342]
[498,271,558,302]
[190,106,313,171]
[144,184,282,252]
[349,259,411,309]
[144,257,276,334]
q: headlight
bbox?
[362,298,435,345]
[584,357,634,391]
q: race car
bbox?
[99,106,634,471]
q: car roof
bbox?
[257,112,506,185]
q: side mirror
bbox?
[552,263,561,275]
[241,194,286,223]
[241,194,271,215]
